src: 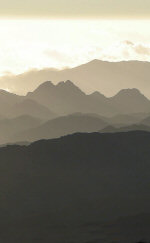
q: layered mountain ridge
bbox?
[1,60,150,98]
[0,80,149,144]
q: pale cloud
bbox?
[99,41,150,61]
[44,45,102,68]
[44,48,78,67]
[44,41,150,66]
[134,44,150,56]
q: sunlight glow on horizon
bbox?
[0,19,150,76]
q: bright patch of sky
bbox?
[0,19,150,75]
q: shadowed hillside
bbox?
[0,131,150,242]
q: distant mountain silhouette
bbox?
[26,80,118,116]
[0,80,149,129]
[110,88,150,113]
[141,116,150,126]
[0,89,21,104]
[0,80,149,119]
[14,113,108,142]
[1,60,150,99]
[26,80,150,115]
[100,124,150,133]
[6,99,57,120]
[1,132,150,242]
[100,125,117,133]
[0,141,30,148]
[0,89,22,116]
[0,115,42,144]
[107,113,147,126]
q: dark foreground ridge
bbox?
[1,131,150,242]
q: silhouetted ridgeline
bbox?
[13,113,108,142]
[26,81,150,115]
[0,131,150,242]
[1,60,150,98]
[0,80,150,144]
[1,80,150,119]
[100,124,150,133]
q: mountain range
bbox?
[0,80,149,144]
[26,80,118,116]
[13,113,107,142]
[1,111,150,145]
[1,79,150,118]
[16,80,150,115]
[1,60,150,242]
[1,60,150,99]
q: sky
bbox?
[0,1,149,77]
[0,0,150,19]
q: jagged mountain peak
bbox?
[114,88,144,97]
[57,80,77,88]
[57,80,72,85]
[34,81,54,90]
[90,91,107,99]
[31,80,84,94]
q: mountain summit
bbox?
[110,88,150,113]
